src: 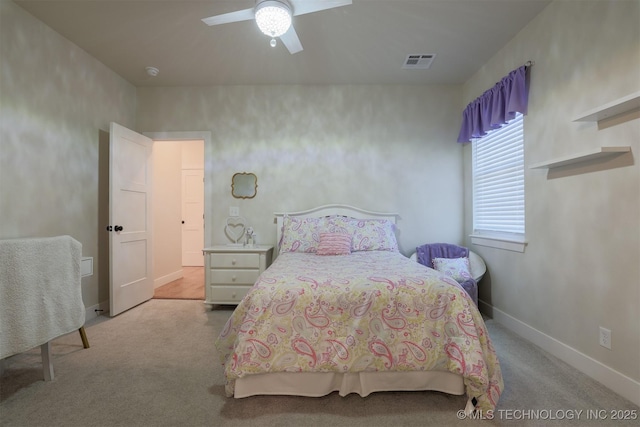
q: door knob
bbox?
[105,225,113,232]
[114,225,124,232]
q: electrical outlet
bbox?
[599,327,611,350]
[229,206,239,217]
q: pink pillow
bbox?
[316,233,352,256]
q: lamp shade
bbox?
[255,1,292,37]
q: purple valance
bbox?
[457,65,530,143]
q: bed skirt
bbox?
[233,370,465,398]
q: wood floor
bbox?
[153,266,205,300]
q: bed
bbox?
[215,205,503,414]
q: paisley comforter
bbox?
[215,251,503,412]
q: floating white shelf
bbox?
[573,91,640,122]
[529,146,631,169]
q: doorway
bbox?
[153,266,204,300]
[145,131,211,300]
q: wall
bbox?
[462,0,639,403]
[0,1,137,313]
[152,141,183,287]
[136,85,465,256]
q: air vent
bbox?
[402,54,436,69]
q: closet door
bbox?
[182,168,204,266]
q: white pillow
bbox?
[348,218,399,252]
[279,215,324,253]
[432,257,473,283]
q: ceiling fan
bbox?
[201,0,352,54]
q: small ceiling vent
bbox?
[402,54,436,69]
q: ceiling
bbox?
[14,0,550,87]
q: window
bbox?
[471,113,526,252]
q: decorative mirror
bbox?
[231,172,257,199]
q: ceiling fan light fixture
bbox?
[145,66,159,77]
[255,1,292,37]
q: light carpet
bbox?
[1,299,637,427]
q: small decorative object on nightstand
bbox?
[224,216,247,245]
[202,245,273,307]
[245,227,255,247]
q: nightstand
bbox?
[202,245,273,307]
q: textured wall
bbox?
[462,0,639,385]
[0,2,137,308]
[136,84,465,256]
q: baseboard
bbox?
[86,270,182,321]
[84,301,109,322]
[154,269,183,289]
[85,270,183,320]
[479,299,640,406]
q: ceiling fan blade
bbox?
[201,8,255,26]
[291,0,352,16]
[280,25,303,54]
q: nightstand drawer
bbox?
[212,285,251,303]
[210,253,259,269]
[210,269,260,285]
[203,245,273,307]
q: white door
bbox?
[182,169,204,266]
[109,122,154,317]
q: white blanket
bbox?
[0,235,85,359]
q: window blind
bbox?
[472,113,524,235]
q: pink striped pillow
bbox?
[316,232,352,256]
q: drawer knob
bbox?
[231,259,237,265]
[232,275,237,281]
[232,293,237,298]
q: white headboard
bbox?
[274,204,399,257]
